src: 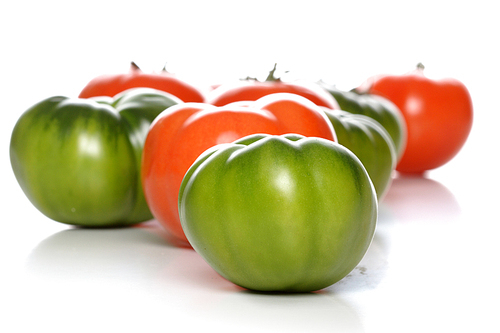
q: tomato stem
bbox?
[416,62,425,71]
[130,61,141,71]
[265,63,280,82]
[162,62,169,73]
[241,63,286,82]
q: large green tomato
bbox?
[10,88,181,227]
[179,134,377,292]
[323,109,397,200]
[319,82,407,161]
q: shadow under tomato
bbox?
[202,288,365,332]
[134,220,193,249]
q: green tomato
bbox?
[319,82,407,161]
[10,88,181,227]
[323,109,396,200]
[179,134,377,292]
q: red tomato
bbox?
[361,64,473,174]
[79,62,205,103]
[142,93,337,244]
[206,65,339,109]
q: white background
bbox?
[1,1,499,332]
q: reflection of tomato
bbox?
[361,64,473,173]
[142,93,336,244]
[207,64,339,109]
[383,175,461,222]
[79,62,205,103]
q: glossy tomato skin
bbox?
[179,134,377,292]
[10,88,181,227]
[79,62,205,103]
[207,79,339,109]
[365,68,473,173]
[319,82,407,161]
[142,93,337,244]
[323,109,396,200]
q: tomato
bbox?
[319,82,407,161]
[142,93,337,244]
[10,88,181,227]
[360,64,473,173]
[207,64,339,109]
[79,62,205,103]
[323,109,396,200]
[178,133,377,292]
